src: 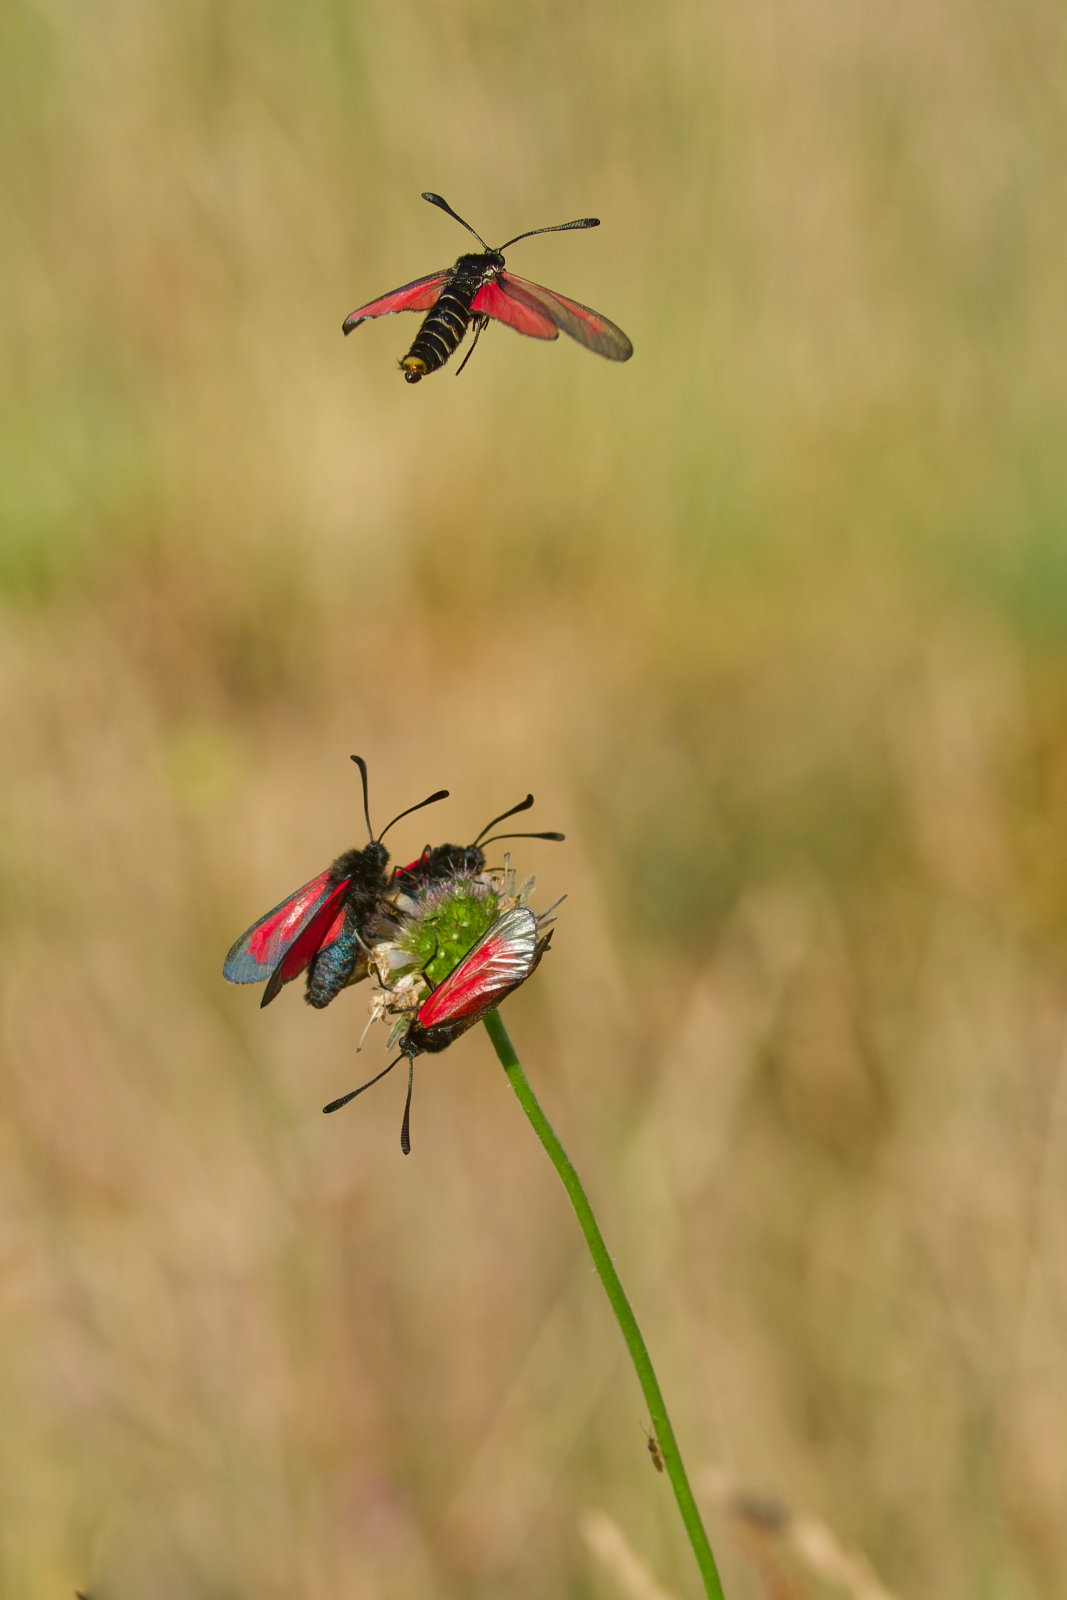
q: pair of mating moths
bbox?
[224,758,562,1152]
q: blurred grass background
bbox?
[4,0,1067,1595]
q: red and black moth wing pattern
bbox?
[223,872,347,987]
[258,882,353,1006]
[472,273,633,361]
[415,905,541,1034]
[320,905,552,1138]
[342,271,450,334]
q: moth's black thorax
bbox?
[449,249,505,285]
[329,841,389,894]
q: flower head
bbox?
[325,857,561,1154]
[361,861,558,1043]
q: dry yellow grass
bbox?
[4,0,1067,1595]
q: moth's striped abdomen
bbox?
[400,252,503,383]
[401,282,478,383]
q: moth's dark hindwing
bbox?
[305,904,371,1008]
[401,253,500,383]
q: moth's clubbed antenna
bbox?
[351,753,374,841]
[376,787,450,843]
[323,1054,403,1114]
[496,216,600,250]
[421,191,490,249]
[472,794,535,845]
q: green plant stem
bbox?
[482,1009,726,1600]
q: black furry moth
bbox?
[223,756,447,1009]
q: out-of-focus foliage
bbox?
[3,0,1067,1595]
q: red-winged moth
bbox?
[222,757,448,1010]
[323,903,554,1153]
[343,192,633,382]
[223,771,562,1012]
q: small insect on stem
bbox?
[643,1422,665,1472]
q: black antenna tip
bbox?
[350,755,374,843]
[422,191,446,205]
[375,786,450,843]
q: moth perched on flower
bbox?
[222,756,446,1009]
[223,760,561,1011]
[324,863,562,1153]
